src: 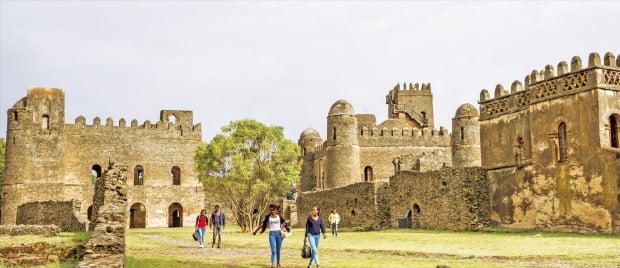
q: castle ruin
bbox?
[297,51,620,233]
[2,88,204,229]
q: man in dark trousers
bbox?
[210,204,226,248]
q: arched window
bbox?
[134,165,144,185]
[168,114,176,124]
[171,166,181,185]
[91,164,102,179]
[558,122,568,162]
[610,114,619,148]
[364,166,373,182]
[413,204,421,214]
[41,115,49,129]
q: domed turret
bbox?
[326,99,360,188]
[298,128,323,192]
[451,103,481,167]
[328,100,355,116]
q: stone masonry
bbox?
[3,87,204,228]
[78,162,127,268]
[16,200,88,232]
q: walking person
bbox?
[210,204,226,248]
[328,209,340,237]
[195,209,208,248]
[304,206,326,268]
[253,204,287,268]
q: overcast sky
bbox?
[1,1,618,142]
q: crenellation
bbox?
[479,89,490,102]
[603,52,616,67]
[588,51,602,68]
[510,81,523,93]
[557,61,569,75]
[119,118,126,127]
[544,64,555,79]
[494,84,507,98]
[571,55,583,71]
[617,54,620,68]
[143,120,152,128]
[106,117,114,127]
[93,117,101,126]
[75,116,86,126]
[530,70,540,83]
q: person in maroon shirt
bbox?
[195,209,208,248]
[304,206,326,268]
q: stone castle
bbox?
[2,88,204,229]
[297,51,620,233]
[2,51,619,234]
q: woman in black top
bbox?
[253,204,286,268]
[304,206,326,268]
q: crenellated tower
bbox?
[451,103,481,167]
[3,87,68,224]
[326,100,360,188]
[298,128,323,192]
[386,82,434,128]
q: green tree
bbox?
[0,138,5,206]
[195,119,300,232]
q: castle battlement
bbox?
[479,52,620,120]
[358,126,450,147]
[68,115,201,137]
[389,82,432,94]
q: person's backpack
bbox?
[301,242,312,258]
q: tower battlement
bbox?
[479,51,620,120]
[67,113,201,139]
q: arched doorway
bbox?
[168,203,183,227]
[130,203,146,228]
[364,166,373,181]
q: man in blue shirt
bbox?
[210,204,226,248]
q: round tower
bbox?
[298,128,323,192]
[451,103,481,167]
[2,87,66,224]
[325,100,360,188]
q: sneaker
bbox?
[199,244,203,248]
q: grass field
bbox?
[125,226,620,268]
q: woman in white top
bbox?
[253,204,286,268]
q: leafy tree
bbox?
[0,138,4,206]
[195,119,300,232]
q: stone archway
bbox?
[168,203,183,227]
[130,203,146,228]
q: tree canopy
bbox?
[195,119,300,232]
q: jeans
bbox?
[307,233,321,266]
[268,231,283,264]
[197,227,206,245]
[331,223,338,237]
[212,226,222,246]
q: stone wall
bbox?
[297,182,386,229]
[78,163,128,268]
[386,167,490,231]
[0,224,60,237]
[3,88,204,228]
[16,200,87,232]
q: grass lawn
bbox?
[0,232,90,268]
[126,226,620,268]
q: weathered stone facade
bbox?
[16,200,87,232]
[78,163,128,268]
[298,51,620,234]
[0,224,60,237]
[479,52,620,233]
[2,87,204,228]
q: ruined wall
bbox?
[2,88,204,228]
[480,52,620,233]
[79,163,127,268]
[296,182,384,228]
[16,200,87,232]
[387,168,490,231]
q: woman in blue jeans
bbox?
[253,204,286,268]
[304,206,326,268]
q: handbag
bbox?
[192,230,199,241]
[281,227,292,238]
[301,241,312,259]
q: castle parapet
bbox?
[358,126,450,147]
[479,52,620,120]
[68,111,202,138]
